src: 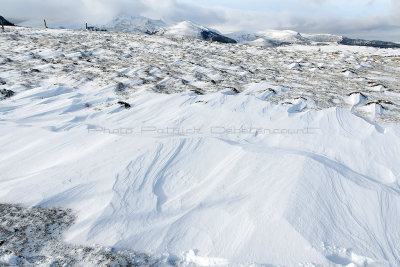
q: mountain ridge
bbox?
[102,15,400,48]
[103,14,236,43]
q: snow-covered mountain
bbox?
[228,30,311,46]
[164,21,236,43]
[302,33,343,43]
[259,30,310,44]
[229,30,349,47]
[247,38,283,47]
[102,15,400,48]
[104,15,236,43]
[105,14,166,35]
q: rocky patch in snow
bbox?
[0,204,162,266]
[0,89,14,100]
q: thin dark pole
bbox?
[44,19,48,29]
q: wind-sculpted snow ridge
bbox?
[1,27,400,266]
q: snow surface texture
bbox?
[1,27,399,123]
[1,27,400,266]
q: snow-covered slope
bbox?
[247,38,279,47]
[165,21,207,39]
[4,89,400,266]
[105,14,166,34]
[165,21,236,43]
[302,33,343,43]
[1,27,400,266]
[229,30,309,46]
[259,30,309,44]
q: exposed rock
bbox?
[200,30,237,44]
[87,26,107,32]
[117,101,131,109]
[0,16,15,26]
[0,89,14,100]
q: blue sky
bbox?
[2,0,399,41]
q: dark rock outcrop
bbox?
[0,16,15,26]
[0,89,15,100]
[118,101,131,109]
[200,30,237,44]
[87,26,107,31]
[339,37,400,49]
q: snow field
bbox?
[1,27,400,266]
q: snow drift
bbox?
[2,88,400,266]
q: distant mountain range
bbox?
[227,30,400,48]
[339,37,400,49]
[100,15,400,48]
[1,13,399,48]
[0,16,15,26]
